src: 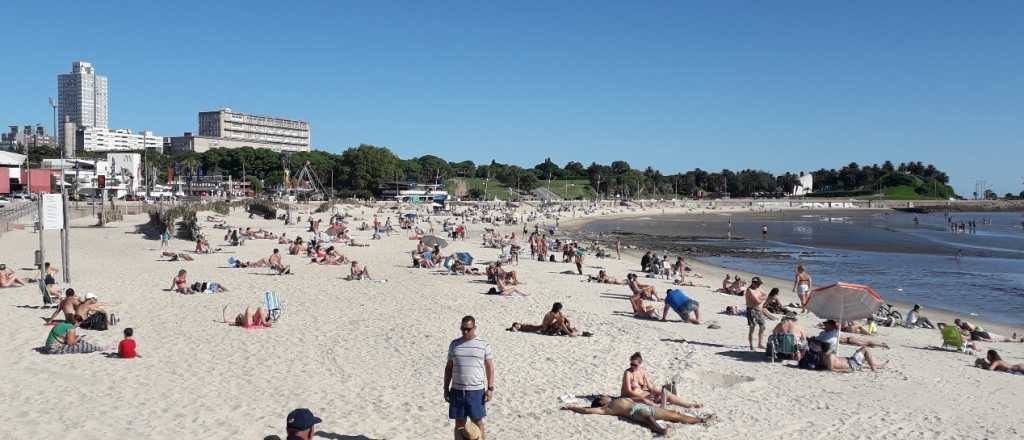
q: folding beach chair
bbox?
[39,279,58,308]
[941,324,973,354]
[264,291,283,322]
[766,333,799,363]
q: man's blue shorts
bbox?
[672,299,699,317]
[448,389,487,421]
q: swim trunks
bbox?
[629,403,655,422]
[746,309,766,327]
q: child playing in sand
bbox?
[118,328,137,359]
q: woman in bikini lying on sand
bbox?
[976,349,1024,373]
[223,306,271,328]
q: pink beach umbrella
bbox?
[805,282,883,321]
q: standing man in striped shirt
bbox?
[444,315,495,439]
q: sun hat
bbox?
[456,420,482,439]
[84,293,97,300]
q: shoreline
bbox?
[558,209,1024,336]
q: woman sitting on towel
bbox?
[44,316,102,354]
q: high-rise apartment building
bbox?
[198,108,310,152]
[57,61,108,146]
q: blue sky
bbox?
[3,1,1022,196]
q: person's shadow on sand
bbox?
[315,432,382,440]
[264,433,380,440]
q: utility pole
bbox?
[50,97,70,282]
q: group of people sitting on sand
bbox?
[412,240,445,268]
[485,262,527,296]
[719,274,748,295]
[41,288,120,355]
[561,352,715,435]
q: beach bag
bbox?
[549,255,556,262]
[79,312,108,331]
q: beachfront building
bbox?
[791,172,813,196]
[381,182,449,205]
[57,61,108,148]
[195,108,310,152]
[41,152,142,199]
[77,127,163,152]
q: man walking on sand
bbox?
[445,315,495,440]
[745,277,777,350]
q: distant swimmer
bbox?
[956,249,963,261]
[761,224,768,238]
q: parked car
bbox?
[0,196,10,207]
[12,193,35,201]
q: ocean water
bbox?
[584,211,1024,326]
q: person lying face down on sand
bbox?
[976,350,1024,373]
[508,302,586,336]
[627,273,660,301]
[161,251,194,262]
[561,395,714,436]
[621,352,701,409]
[0,263,27,287]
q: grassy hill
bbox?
[810,173,956,200]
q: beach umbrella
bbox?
[806,282,883,321]
[455,252,474,265]
[403,212,418,219]
[421,234,448,248]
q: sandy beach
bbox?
[1,203,1022,439]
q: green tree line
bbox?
[25,144,959,199]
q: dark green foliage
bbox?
[247,200,278,219]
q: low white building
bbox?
[77,127,162,152]
[41,152,142,198]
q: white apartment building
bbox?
[77,127,162,152]
[57,61,108,146]
[198,108,310,152]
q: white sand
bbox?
[0,203,1021,439]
